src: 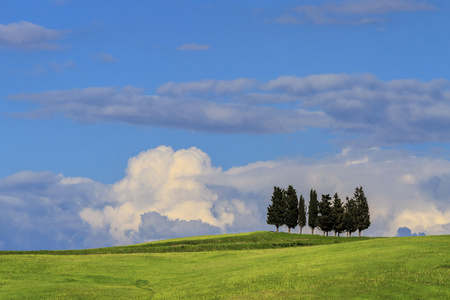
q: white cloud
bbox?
[9,85,329,134]
[280,0,436,26]
[263,74,450,144]
[9,73,450,144]
[80,146,234,244]
[264,73,377,95]
[206,147,450,237]
[394,208,450,234]
[0,21,64,50]
[1,146,450,250]
[157,78,257,97]
[0,171,106,250]
[177,44,211,51]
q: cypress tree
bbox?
[266,186,285,232]
[284,185,299,233]
[308,189,319,235]
[354,186,371,237]
[318,194,334,236]
[344,196,358,237]
[298,194,307,234]
[332,192,345,236]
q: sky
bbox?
[1,0,450,250]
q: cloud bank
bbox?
[9,85,327,134]
[9,74,450,144]
[0,21,64,50]
[1,146,449,250]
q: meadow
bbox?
[0,232,449,299]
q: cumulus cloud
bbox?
[0,21,65,50]
[177,43,211,51]
[278,0,436,26]
[1,146,450,250]
[80,146,234,244]
[204,147,450,238]
[0,171,106,250]
[8,73,450,143]
[0,147,244,249]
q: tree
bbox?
[298,194,307,234]
[344,197,358,237]
[266,186,285,232]
[318,194,334,236]
[284,185,299,233]
[308,189,319,234]
[354,186,370,237]
[332,192,345,236]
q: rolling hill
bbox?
[0,232,448,299]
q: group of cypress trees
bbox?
[267,186,370,237]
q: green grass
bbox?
[0,232,449,299]
[0,231,371,255]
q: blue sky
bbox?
[1,0,450,250]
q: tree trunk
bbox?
[300,227,303,234]
[288,227,291,234]
[311,227,314,235]
[334,232,336,237]
[323,231,325,236]
[359,230,361,237]
[349,232,352,237]
[276,226,279,233]
[326,232,329,236]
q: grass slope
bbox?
[0,232,449,299]
[0,231,371,254]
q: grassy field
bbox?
[0,232,449,299]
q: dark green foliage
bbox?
[266,186,285,232]
[332,193,345,236]
[308,189,319,234]
[318,194,334,236]
[268,185,369,237]
[284,185,299,233]
[354,186,371,237]
[298,195,307,234]
[344,197,358,237]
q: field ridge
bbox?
[0,231,372,255]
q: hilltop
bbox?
[0,231,372,255]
